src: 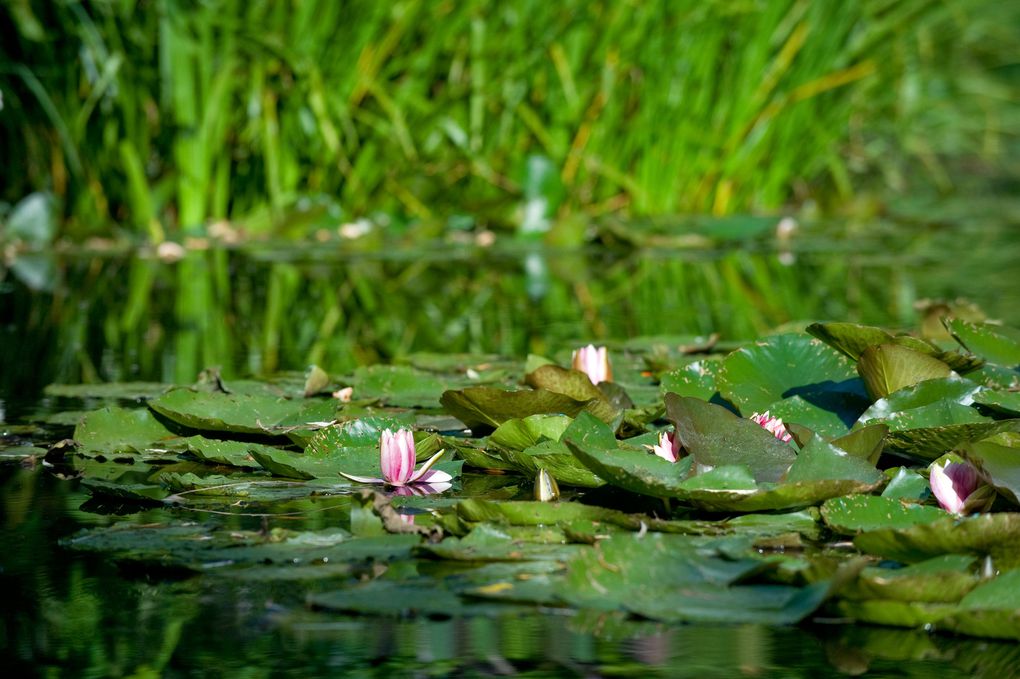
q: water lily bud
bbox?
[571,344,612,385]
[749,411,793,443]
[534,468,560,502]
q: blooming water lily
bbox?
[929,461,981,515]
[646,430,681,463]
[572,344,612,385]
[339,429,452,490]
[749,411,793,443]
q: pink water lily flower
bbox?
[930,461,980,515]
[572,344,612,384]
[339,429,452,488]
[646,430,681,463]
[749,411,793,443]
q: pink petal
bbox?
[339,471,386,485]
[380,429,400,483]
[398,429,417,484]
[930,462,978,514]
[417,469,453,484]
[406,449,447,484]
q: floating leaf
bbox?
[74,407,178,457]
[717,333,861,415]
[440,386,593,431]
[495,440,604,488]
[665,395,796,484]
[353,364,451,408]
[489,414,572,451]
[806,322,894,360]
[170,435,283,468]
[974,390,1020,417]
[524,365,619,423]
[564,412,691,497]
[946,319,1020,366]
[853,513,1020,568]
[149,388,336,435]
[857,344,953,401]
[659,359,724,402]
[821,495,946,535]
[857,377,982,423]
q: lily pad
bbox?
[857,344,953,401]
[352,364,452,408]
[665,395,796,484]
[45,382,171,400]
[973,390,1020,417]
[495,440,604,488]
[820,495,946,535]
[716,333,860,415]
[853,513,1020,568]
[524,364,619,423]
[74,407,178,457]
[659,359,725,403]
[806,322,894,360]
[440,386,594,431]
[148,388,337,435]
[489,414,572,451]
[170,435,283,468]
[857,377,982,423]
[946,319,1020,366]
[564,412,694,497]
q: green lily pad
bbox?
[44,382,171,400]
[170,435,283,468]
[564,412,694,497]
[844,555,980,603]
[820,495,946,535]
[830,423,889,465]
[784,435,884,486]
[806,322,895,360]
[440,386,594,431]
[352,364,452,408]
[974,390,1020,417]
[665,394,796,484]
[857,344,954,401]
[881,467,931,501]
[659,359,724,401]
[419,523,583,562]
[858,377,982,423]
[148,388,337,435]
[558,533,845,625]
[495,440,604,488]
[489,414,573,451]
[717,333,861,416]
[946,319,1020,366]
[74,407,178,457]
[853,513,1020,568]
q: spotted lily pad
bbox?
[853,513,1020,568]
[74,407,178,457]
[946,319,1020,366]
[820,495,946,535]
[148,388,337,435]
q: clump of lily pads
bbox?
[36,315,1020,640]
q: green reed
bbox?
[1,0,1016,238]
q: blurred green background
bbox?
[2,0,1017,241]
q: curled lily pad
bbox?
[857,377,983,423]
[524,364,620,423]
[564,412,692,497]
[973,390,1020,417]
[495,440,604,488]
[857,344,954,401]
[489,414,572,451]
[806,322,895,360]
[440,386,594,431]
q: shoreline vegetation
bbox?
[2,0,1017,241]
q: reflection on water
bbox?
[2,464,1017,677]
[4,222,1019,414]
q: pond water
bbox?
[3,211,1020,677]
